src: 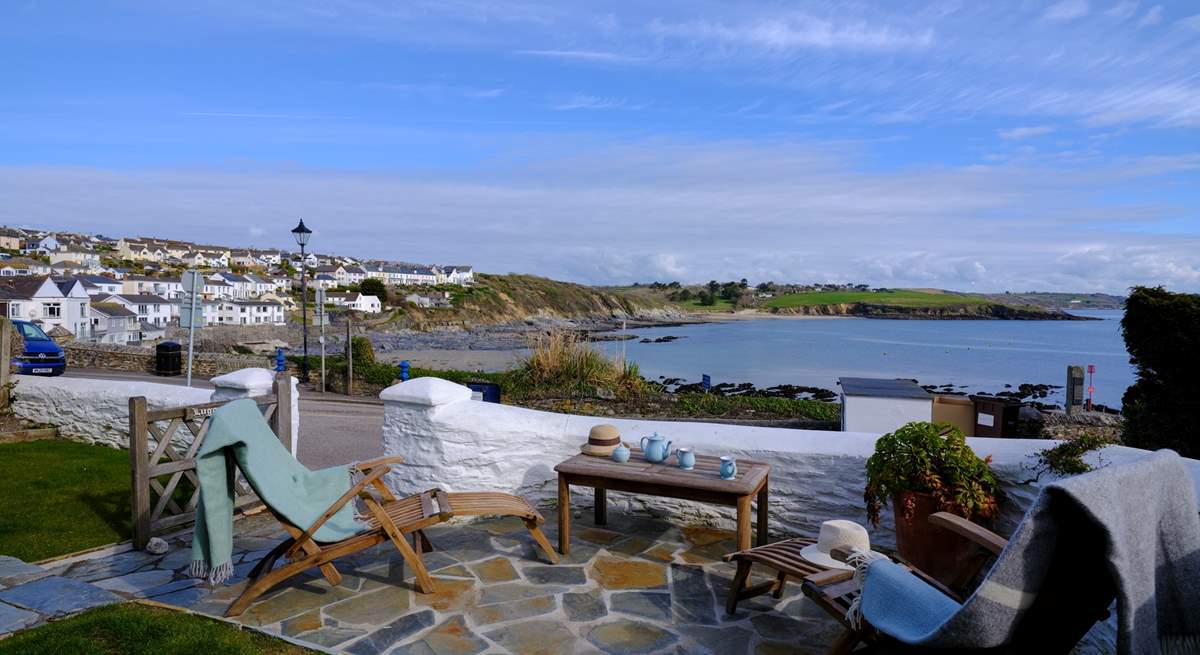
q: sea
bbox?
[599,310,1132,408]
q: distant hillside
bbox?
[382,273,680,328]
[980,292,1125,310]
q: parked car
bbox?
[11,320,65,376]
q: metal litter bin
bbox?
[155,341,182,376]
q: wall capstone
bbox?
[211,368,276,401]
[379,377,473,406]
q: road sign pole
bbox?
[185,270,200,387]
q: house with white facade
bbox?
[202,278,234,300]
[168,297,219,325]
[344,266,367,286]
[0,276,92,338]
[75,274,123,296]
[122,275,184,300]
[217,299,286,325]
[269,273,293,293]
[88,303,139,344]
[209,272,254,299]
[440,266,474,285]
[326,292,382,313]
[50,249,101,266]
[93,293,173,329]
[313,274,338,290]
[0,228,24,251]
[244,273,275,297]
[392,266,439,286]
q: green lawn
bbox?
[764,289,991,309]
[0,604,315,655]
[0,440,133,561]
[678,297,736,311]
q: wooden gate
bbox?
[128,376,295,549]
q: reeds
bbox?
[509,330,642,396]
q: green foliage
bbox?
[864,422,1001,527]
[676,394,839,421]
[0,604,314,655]
[508,330,645,397]
[349,336,375,365]
[0,440,133,560]
[359,277,387,300]
[1030,433,1111,478]
[1121,286,1200,458]
[766,289,990,309]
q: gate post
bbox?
[129,396,151,549]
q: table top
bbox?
[555,449,769,496]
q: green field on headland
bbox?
[764,288,990,309]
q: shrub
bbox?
[1121,286,1200,458]
[360,278,387,301]
[349,336,375,365]
[509,330,643,396]
[864,421,1001,527]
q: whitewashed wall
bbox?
[381,377,1200,548]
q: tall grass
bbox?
[508,330,644,396]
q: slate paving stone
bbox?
[563,589,608,622]
[151,585,211,609]
[345,609,436,655]
[297,624,369,648]
[611,591,673,622]
[158,548,200,571]
[0,557,49,588]
[754,640,825,655]
[325,585,411,626]
[589,557,668,590]
[521,564,586,586]
[0,576,121,617]
[281,608,323,635]
[574,526,624,546]
[608,536,656,557]
[140,577,200,599]
[410,614,489,655]
[411,576,477,613]
[671,563,717,625]
[468,557,519,584]
[466,594,556,626]
[0,601,39,634]
[236,580,358,626]
[526,540,599,565]
[94,569,176,596]
[478,582,567,606]
[485,618,580,655]
[586,619,678,654]
[748,614,810,641]
[679,625,751,655]
[66,550,161,582]
[641,543,678,563]
[474,516,527,536]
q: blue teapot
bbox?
[640,432,672,463]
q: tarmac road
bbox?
[60,368,384,468]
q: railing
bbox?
[128,375,295,549]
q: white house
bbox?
[94,293,172,329]
[168,297,219,325]
[326,292,382,313]
[0,276,91,338]
[343,266,367,286]
[440,265,474,285]
[88,302,139,344]
[405,291,452,309]
[75,275,123,296]
[838,377,933,434]
[122,275,184,300]
[269,273,292,293]
[50,249,101,266]
[209,272,254,299]
[202,278,234,300]
[392,266,439,286]
[244,273,275,297]
[217,299,286,325]
[29,235,60,255]
[312,274,338,290]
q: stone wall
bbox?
[65,342,276,377]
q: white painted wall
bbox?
[842,395,933,434]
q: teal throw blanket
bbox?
[190,398,365,583]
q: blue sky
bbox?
[3,1,1199,291]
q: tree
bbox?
[707,280,720,294]
[739,278,749,289]
[360,278,387,301]
[697,290,717,306]
[1121,286,1200,458]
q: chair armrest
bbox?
[928,512,1007,555]
[353,456,405,472]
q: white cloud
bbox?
[248,227,266,237]
[550,94,644,111]
[1043,0,1090,21]
[998,125,1056,140]
[649,14,934,52]
[1138,5,1163,26]
[515,49,643,63]
[1104,2,1138,20]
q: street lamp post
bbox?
[291,219,313,382]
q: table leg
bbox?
[756,476,769,546]
[594,488,607,526]
[558,475,570,555]
[735,494,752,552]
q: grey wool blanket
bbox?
[855,449,1200,653]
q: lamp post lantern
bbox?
[291,219,313,382]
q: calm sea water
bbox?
[600,310,1133,407]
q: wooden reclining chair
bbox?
[225,455,558,617]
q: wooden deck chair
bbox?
[794,512,1114,654]
[225,455,558,617]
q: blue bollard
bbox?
[275,347,286,373]
[400,360,410,381]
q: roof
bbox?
[0,276,52,299]
[838,377,931,400]
[326,292,359,300]
[314,274,336,280]
[91,303,137,317]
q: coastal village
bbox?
[0,225,473,344]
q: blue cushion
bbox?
[861,559,961,643]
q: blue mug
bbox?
[719,456,737,480]
[675,447,695,470]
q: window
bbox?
[42,302,61,318]
[138,304,148,314]
[8,303,19,318]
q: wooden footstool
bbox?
[722,537,836,614]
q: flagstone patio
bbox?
[47,512,846,654]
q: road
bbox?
[60,368,384,468]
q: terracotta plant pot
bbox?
[892,491,986,590]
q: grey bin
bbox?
[155,341,182,376]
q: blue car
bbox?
[12,320,66,376]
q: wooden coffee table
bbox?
[554,449,770,554]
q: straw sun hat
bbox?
[581,424,621,457]
[799,520,871,571]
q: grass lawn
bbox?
[677,297,736,311]
[0,440,132,562]
[765,288,990,309]
[0,604,315,655]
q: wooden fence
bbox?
[129,374,295,549]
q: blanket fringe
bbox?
[1161,635,1200,655]
[191,559,234,585]
[844,547,888,631]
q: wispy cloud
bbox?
[515,49,644,63]
[1104,1,1138,20]
[362,82,505,99]
[649,15,935,52]
[181,112,323,119]
[1043,0,1090,21]
[999,125,1056,140]
[550,94,644,111]
[1139,5,1163,26]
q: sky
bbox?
[2,1,1199,292]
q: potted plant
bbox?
[864,421,1001,586]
